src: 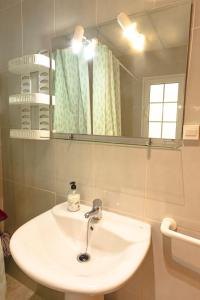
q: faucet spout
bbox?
[84,199,102,220]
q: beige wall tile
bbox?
[2,132,24,183]
[22,0,54,54]
[4,180,55,233]
[55,140,95,190]
[93,144,147,198]
[0,0,21,11]
[0,2,22,71]
[0,73,21,129]
[101,189,144,218]
[55,0,96,34]
[146,149,184,205]
[193,0,200,29]
[23,140,56,192]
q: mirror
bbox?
[52,0,192,144]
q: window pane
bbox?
[149,103,163,121]
[149,122,162,138]
[150,84,164,102]
[162,123,176,139]
[163,103,177,122]
[164,83,179,102]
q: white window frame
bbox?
[141,74,185,139]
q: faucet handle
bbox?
[93,199,102,209]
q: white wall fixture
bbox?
[160,218,200,246]
[8,51,55,140]
[183,125,199,140]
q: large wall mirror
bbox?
[52,0,192,146]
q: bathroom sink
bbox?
[10,203,151,300]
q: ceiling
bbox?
[97,1,191,56]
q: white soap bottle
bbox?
[67,181,80,212]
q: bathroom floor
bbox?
[6,274,43,300]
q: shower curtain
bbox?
[93,43,121,136]
[53,48,91,134]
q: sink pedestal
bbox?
[65,293,104,300]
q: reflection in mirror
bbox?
[53,48,91,134]
[52,0,192,142]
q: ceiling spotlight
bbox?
[117,12,132,31]
[131,33,145,52]
[84,38,98,61]
[72,25,84,54]
[117,12,145,52]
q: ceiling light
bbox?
[117,12,132,31]
[123,23,137,41]
[72,25,84,54]
[117,12,145,52]
[84,38,98,61]
[131,33,145,52]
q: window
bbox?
[142,75,185,139]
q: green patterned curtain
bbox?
[93,44,121,136]
[53,48,91,134]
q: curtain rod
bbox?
[119,61,139,81]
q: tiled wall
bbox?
[1,0,200,299]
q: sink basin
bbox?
[10,203,151,300]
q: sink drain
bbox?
[77,253,90,263]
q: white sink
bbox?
[10,203,151,300]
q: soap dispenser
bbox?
[67,181,80,212]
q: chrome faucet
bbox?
[84,199,102,220]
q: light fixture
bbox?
[84,38,98,60]
[117,12,145,52]
[117,12,132,31]
[131,32,145,52]
[71,25,84,54]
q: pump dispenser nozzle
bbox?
[70,181,76,190]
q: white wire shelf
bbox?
[10,129,50,140]
[8,54,55,74]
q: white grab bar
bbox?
[160,218,200,247]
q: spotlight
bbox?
[84,38,98,61]
[131,33,145,52]
[72,25,84,54]
[117,12,145,52]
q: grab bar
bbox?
[160,218,200,247]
